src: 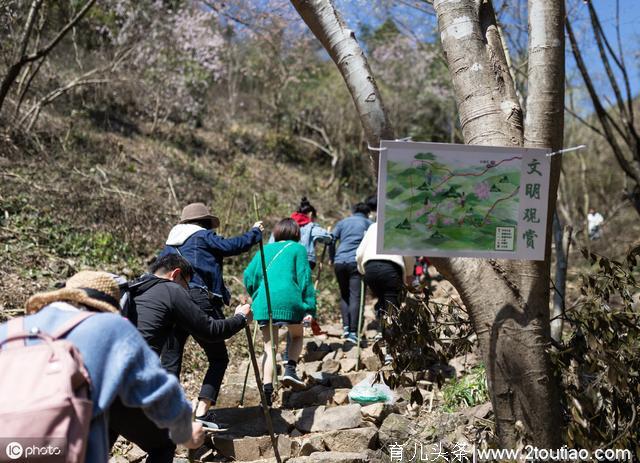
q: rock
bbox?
[323,358,341,374]
[296,433,326,457]
[302,361,323,376]
[328,371,372,389]
[340,358,357,373]
[325,325,345,338]
[108,457,128,463]
[333,389,350,405]
[217,383,261,407]
[125,444,146,462]
[361,351,382,371]
[295,404,363,433]
[304,340,333,362]
[289,451,370,463]
[283,385,335,409]
[322,428,378,452]
[308,371,332,386]
[378,414,416,447]
[213,434,292,460]
[360,403,399,424]
[213,406,295,437]
[448,352,480,377]
[462,401,492,421]
[323,350,342,362]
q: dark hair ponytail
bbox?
[297,196,317,218]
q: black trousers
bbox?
[363,260,403,323]
[161,287,229,404]
[334,261,363,332]
[108,398,176,463]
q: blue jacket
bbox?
[331,213,372,264]
[0,303,192,463]
[159,224,262,305]
[268,222,332,263]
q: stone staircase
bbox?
[202,326,399,463]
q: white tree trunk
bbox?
[292,0,565,448]
[289,0,393,172]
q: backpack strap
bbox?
[50,312,96,340]
[3,317,27,349]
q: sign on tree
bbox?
[376,141,550,260]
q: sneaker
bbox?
[344,332,359,345]
[342,326,350,339]
[281,366,305,388]
[384,353,393,365]
[195,409,221,430]
[373,331,383,341]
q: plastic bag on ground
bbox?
[348,373,396,405]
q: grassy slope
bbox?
[0,117,349,400]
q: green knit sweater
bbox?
[243,240,316,322]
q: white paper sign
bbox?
[376,141,551,260]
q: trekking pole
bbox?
[253,194,279,388]
[245,324,282,463]
[239,320,259,406]
[188,404,197,463]
[356,279,365,371]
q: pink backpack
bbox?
[0,312,95,463]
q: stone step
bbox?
[212,428,379,462]
[212,403,365,438]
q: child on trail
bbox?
[0,271,203,463]
[158,202,263,430]
[330,202,372,344]
[244,218,316,406]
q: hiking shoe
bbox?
[281,367,305,388]
[342,326,350,338]
[195,410,221,430]
[373,331,383,341]
[344,332,359,345]
[384,353,393,365]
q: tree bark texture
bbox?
[292,0,565,448]
[289,0,394,173]
[430,0,564,447]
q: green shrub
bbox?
[442,365,489,412]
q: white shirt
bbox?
[587,212,604,232]
[355,223,415,279]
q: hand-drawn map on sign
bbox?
[376,141,550,260]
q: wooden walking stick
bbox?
[356,279,365,371]
[188,404,197,463]
[239,320,259,406]
[253,194,279,388]
[245,324,283,463]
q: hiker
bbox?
[271,197,333,270]
[356,221,414,339]
[330,202,372,344]
[158,202,263,430]
[587,207,604,240]
[126,254,252,357]
[0,271,203,463]
[244,218,316,406]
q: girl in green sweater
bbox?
[244,218,316,403]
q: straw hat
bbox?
[26,271,121,314]
[179,202,220,229]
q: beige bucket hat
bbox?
[179,202,220,229]
[26,271,121,314]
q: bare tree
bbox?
[566,1,640,215]
[0,0,97,115]
[291,0,565,447]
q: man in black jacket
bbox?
[128,254,252,357]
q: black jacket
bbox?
[128,274,246,355]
